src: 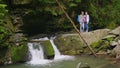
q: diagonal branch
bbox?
[55,0,97,57]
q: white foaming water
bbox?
[31,37,49,41]
[27,43,51,65]
[50,37,74,61]
[27,37,74,65]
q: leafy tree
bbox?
[21,0,81,35]
[4,0,120,36]
[0,0,9,47]
[79,0,120,30]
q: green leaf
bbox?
[75,0,81,3]
[69,3,77,7]
[0,4,7,8]
[0,28,5,33]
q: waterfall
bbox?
[50,37,74,60]
[27,42,51,65]
[50,37,61,58]
[27,37,74,65]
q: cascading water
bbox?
[27,37,74,65]
[50,37,61,59]
[50,37,74,60]
[27,42,51,65]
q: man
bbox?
[84,11,90,32]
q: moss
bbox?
[91,40,110,52]
[91,40,103,48]
[40,40,54,58]
[106,37,114,42]
[10,45,28,63]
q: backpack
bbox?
[77,15,80,22]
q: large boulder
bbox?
[54,29,110,55]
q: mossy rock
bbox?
[9,45,28,63]
[54,34,85,55]
[40,40,54,59]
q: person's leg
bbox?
[79,23,82,32]
[85,23,89,32]
[80,22,84,32]
[80,24,81,32]
[82,22,84,32]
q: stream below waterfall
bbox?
[0,55,120,68]
[0,37,120,68]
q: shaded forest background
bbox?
[1,0,120,64]
[0,0,120,45]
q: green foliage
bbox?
[12,0,32,4]
[22,0,82,35]
[106,37,114,42]
[30,0,81,16]
[2,0,120,35]
[88,0,120,30]
[0,26,5,33]
[0,0,9,45]
[107,21,117,29]
[22,0,120,35]
[91,40,103,48]
[91,40,110,52]
[0,2,8,20]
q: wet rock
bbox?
[77,62,90,68]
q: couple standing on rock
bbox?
[77,11,90,32]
